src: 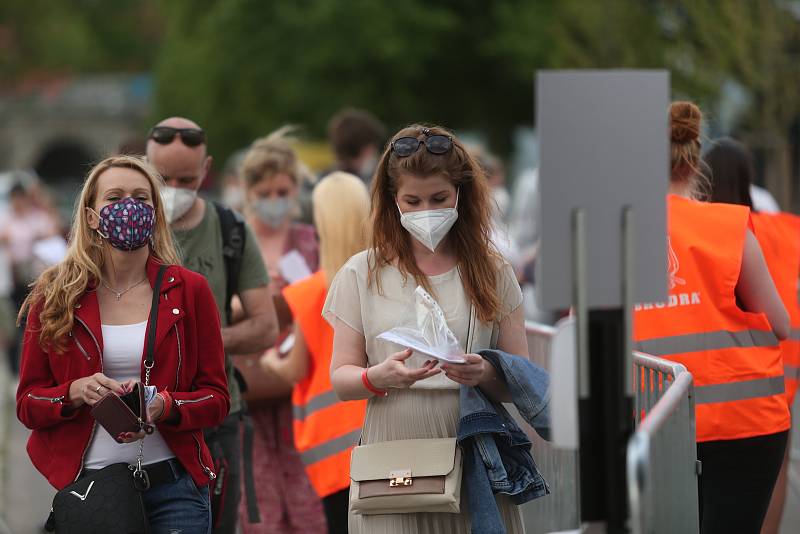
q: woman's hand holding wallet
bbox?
[68,372,127,408]
[90,381,174,444]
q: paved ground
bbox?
[0,363,54,534]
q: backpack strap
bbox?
[212,201,246,324]
[211,201,262,523]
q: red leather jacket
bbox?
[16,256,230,490]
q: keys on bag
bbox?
[131,459,151,491]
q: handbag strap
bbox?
[144,264,168,384]
[465,304,476,354]
[132,263,168,492]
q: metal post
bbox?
[572,208,589,398]
[622,206,634,396]
[575,206,635,533]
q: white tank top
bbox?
[83,320,175,470]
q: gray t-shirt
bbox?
[173,201,270,414]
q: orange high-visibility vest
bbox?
[752,212,800,404]
[283,270,367,498]
[633,195,789,442]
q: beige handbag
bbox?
[349,438,463,514]
[348,305,481,515]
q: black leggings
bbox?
[697,430,788,534]
[323,488,349,534]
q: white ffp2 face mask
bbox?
[161,186,198,223]
[397,191,459,252]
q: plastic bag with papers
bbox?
[377,286,466,363]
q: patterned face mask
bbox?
[93,197,155,251]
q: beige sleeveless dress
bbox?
[323,251,525,534]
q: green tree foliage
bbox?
[152,0,556,161]
[0,0,161,79]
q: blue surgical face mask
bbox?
[253,198,293,228]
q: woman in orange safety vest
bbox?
[633,102,791,534]
[704,137,800,534]
[260,171,369,534]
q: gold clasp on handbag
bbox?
[389,469,412,487]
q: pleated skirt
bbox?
[349,388,525,534]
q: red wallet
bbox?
[91,382,155,443]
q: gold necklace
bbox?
[101,276,148,301]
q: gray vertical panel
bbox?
[536,70,669,309]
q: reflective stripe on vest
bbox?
[299,429,362,466]
[635,329,784,404]
[633,329,778,357]
[293,390,340,422]
[695,376,784,405]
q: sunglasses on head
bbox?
[391,129,453,157]
[148,126,206,147]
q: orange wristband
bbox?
[361,368,388,397]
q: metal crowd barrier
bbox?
[518,322,699,534]
[519,321,580,533]
[628,353,699,534]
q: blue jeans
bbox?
[141,462,212,534]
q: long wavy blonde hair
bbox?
[312,172,370,286]
[19,155,181,353]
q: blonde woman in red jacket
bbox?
[16,155,229,533]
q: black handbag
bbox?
[51,463,150,534]
[48,265,167,534]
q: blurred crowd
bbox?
[0,108,550,534]
[0,174,67,374]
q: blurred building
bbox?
[0,74,152,213]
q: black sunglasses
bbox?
[148,126,206,147]
[391,129,453,157]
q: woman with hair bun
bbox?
[633,103,790,534]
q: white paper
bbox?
[377,329,466,364]
[279,249,312,284]
[377,286,467,364]
[32,236,68,266]
[279,333,295,354]
[0,248,12,297]
[144,385,158,406]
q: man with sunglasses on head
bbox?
[146,117,279,534]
